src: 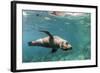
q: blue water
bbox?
[22,10,91,62]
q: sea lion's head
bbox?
[61,42,72,51]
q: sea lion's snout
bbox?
[62,42,72,51]
[67,44,72,49]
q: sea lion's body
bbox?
[28,30,72,53]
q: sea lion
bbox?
[28,30,72,53]
[50,11,66,16]
[50,11,84,17]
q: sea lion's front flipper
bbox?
[51,48,57,53]
[39,30,53,40]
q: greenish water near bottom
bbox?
[22,10,91,62]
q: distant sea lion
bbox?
[50,11,84,17]
[28,30,72,53]
[50,11,66,16]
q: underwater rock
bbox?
[36,14,40,16]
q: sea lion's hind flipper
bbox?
[39,30,53,39]
[51,48,57,53]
